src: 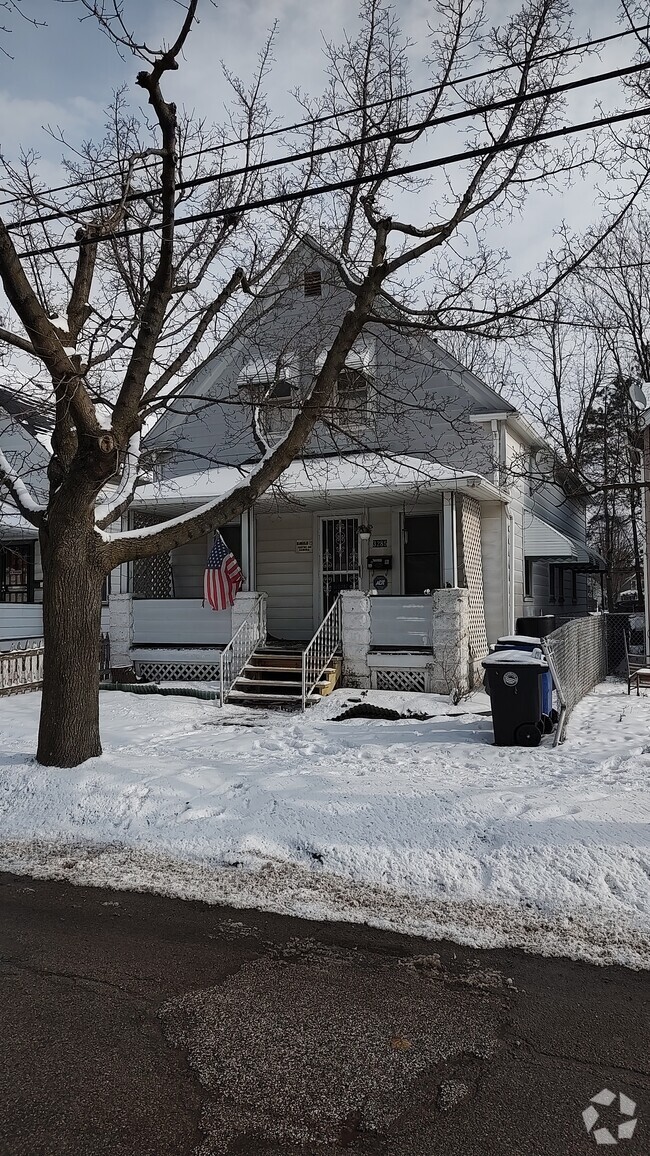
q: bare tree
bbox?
[0,0,644,765]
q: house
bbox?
[0,390,111,648]
[105,239,600,700]
[0,240,601,696]
[0,390,52,647]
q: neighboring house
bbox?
[0,390,51,646]
[0,391,110,647]
[106,238,600,697]
[0,240,601,693]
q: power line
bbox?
[7,59,649,236]
[17,102,650,261]
[0,19,647,214]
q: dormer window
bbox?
[303,269,322,298]
[336,366,370,427]
[238,354,299,442]
[315,340,374,429]
[261,378,295,439]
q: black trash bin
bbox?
[482,648,548,747]
[516,614,555,638]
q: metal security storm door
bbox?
[321,517,360,614]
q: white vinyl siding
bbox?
[132,600,232,645]
[255,510,315,640]
[0,603,109,644]
[171,536,207,598]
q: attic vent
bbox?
[304,269,322,298]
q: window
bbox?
[259,377,296,441]
[303,269,322,298]
[336,367,370,428]
[238,355,298,443]
[549,565,556,603]
[524,558,533,600]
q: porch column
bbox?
[108,592,133,673]
[441,492,458,587]
[241,508,252,591]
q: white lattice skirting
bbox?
[371,668,428,693]
[136,661,221,683]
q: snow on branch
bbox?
[0,446,45,523]
[95,436,285,545]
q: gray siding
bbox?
[256,509,315,640]
[146,243,504,480]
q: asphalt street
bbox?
[0,872,648,1156]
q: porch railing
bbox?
[0,638,44,695]
[220,594,265,707]
[302,594,343,710]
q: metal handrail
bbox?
[302,594,343,710]
[220,595,264,707]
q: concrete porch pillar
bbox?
[341,589,371,687]
[231,590,267,641]
[431,587,471,695]
[108,592,133,672]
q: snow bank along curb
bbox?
[0,685,649,969]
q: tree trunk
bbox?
[37,518,104,767]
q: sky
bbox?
[0,0,646,398]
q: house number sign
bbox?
[295,540,312,553]
[372,538,388,548]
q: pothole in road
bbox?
[160,955,501,1154]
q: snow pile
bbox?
[0,683,649,967]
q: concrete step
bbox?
[226,690,320,706]
[242,663,336,676]
[249,656,303,669]
[233,678,304,690]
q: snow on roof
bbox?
[132,453,496,507]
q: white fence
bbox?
[0,639,44,695]
[369,596,433,648]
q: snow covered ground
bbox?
[0,682,649,968]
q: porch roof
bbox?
[133,453,502,512]
[0,504,37,541]
[523,514,606,571]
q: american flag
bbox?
[204,532,243,611]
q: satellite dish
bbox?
[629,380,650,410]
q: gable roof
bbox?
[146,234,516,430]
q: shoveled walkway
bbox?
[0,873,648,1156]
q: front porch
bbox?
[116,454,499,687]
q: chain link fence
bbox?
[541,616,606,745]
[541,612,646,743]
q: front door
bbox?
[321,517,360,614]
[403,515,441,595]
